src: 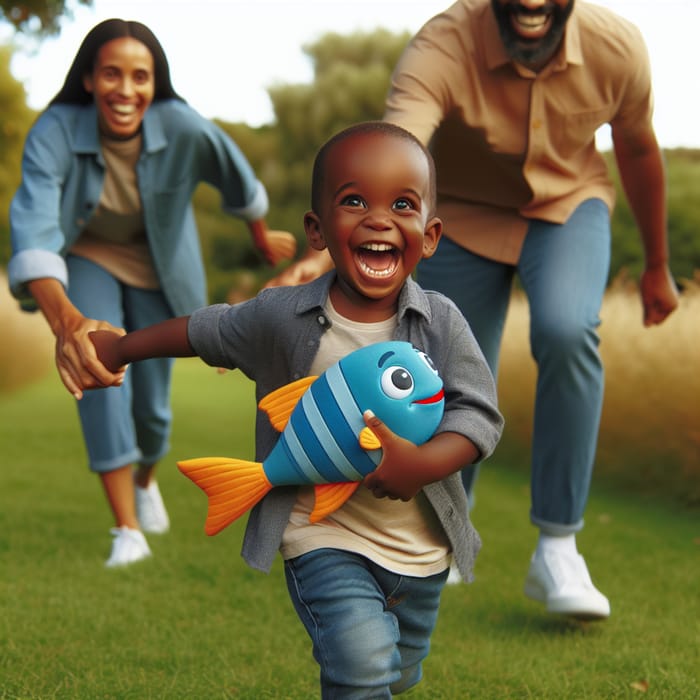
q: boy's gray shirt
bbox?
[187,271,503,582]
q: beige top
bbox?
[70,133,159,289]
[384,0,654,263]
[280,300,451,577]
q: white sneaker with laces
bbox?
[524,549,610,620]
[135,481,170,534]
[105,526,152,568]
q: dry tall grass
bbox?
[1,271,54,392]
[498,273,700,503]
[1,270,697,503]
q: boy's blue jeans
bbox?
[417,198,610,534]
[285,548,448,698]
[66,255,174,473]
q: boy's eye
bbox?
[393,198,415,211]
[340,195,366,208]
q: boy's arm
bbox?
[361,410,479,501]
[90,316,196,373]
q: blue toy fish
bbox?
[178,341,445,534]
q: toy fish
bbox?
[177,341,445,535]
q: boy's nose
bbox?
[363,210,392,230]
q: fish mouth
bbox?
[413,388,444,405]
[355,242,400,279]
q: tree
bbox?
[194,29,411,299]
[0,44,35,266]
[1,0,91,35]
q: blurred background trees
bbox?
[0,12,698,302]
[0,0,91,34]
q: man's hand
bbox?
[640,264,679,326]
[264,247,333,288]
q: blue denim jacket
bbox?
[9,99,268,316]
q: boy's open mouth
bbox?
[356,242,399,278]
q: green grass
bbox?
[1,360,698,699]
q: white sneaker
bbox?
[524,550,610,620]
[105,526,152,568]
[135,481,170,534]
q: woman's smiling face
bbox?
[304,130,441,320]
[83,37,155,139]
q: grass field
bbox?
[1,360,698,699]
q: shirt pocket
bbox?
[554,107,612,159]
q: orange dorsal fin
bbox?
[309,482,361,523]
[258,376,319,432]
[177,457,273,535]
[358,426,381,451]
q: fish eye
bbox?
[380,366,414,399]
[416,350,439,376]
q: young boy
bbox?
[91,121,503,696]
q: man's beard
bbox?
[491,0,575,68]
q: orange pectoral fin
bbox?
[309,482,361,523]
[359,427,381,451]
[258,376,318,432]
[177,457,272,535]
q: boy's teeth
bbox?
[362,243,393,252]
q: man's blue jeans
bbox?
[66,255,174,473]
[285,548,448,698]
[417,199,610,533]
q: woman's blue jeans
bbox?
[66,255,174,473]
[285,548,448,698]
[417,199,610,533]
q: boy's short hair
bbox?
[311,121,437,216]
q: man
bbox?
[270,0,678,620]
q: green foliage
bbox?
[0,0,91,35]
[607,148,700,284]
[0,44,34,266]
[196,30,411,300]
[0,362,698,698]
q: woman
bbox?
[8,19,296,567]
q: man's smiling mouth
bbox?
[356,242,399,278]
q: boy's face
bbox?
[304,132,441,319]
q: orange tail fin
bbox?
[177,457,272,535]
[310,482,361,523]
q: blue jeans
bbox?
[66,255,175,473]
[417,199,610,533]
[285,549,448,698]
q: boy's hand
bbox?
[361,410,429,501]
[89,330,128,374]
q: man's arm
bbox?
[612,124,679,326]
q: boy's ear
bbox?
[82,73,94,94]
[421,216,443,259]
[304,211,327,251]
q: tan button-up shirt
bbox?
[384,0,654,263]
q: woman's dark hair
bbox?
[49,18,184,105]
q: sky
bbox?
[4,0,699,150]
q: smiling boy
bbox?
[90,121,503,696]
